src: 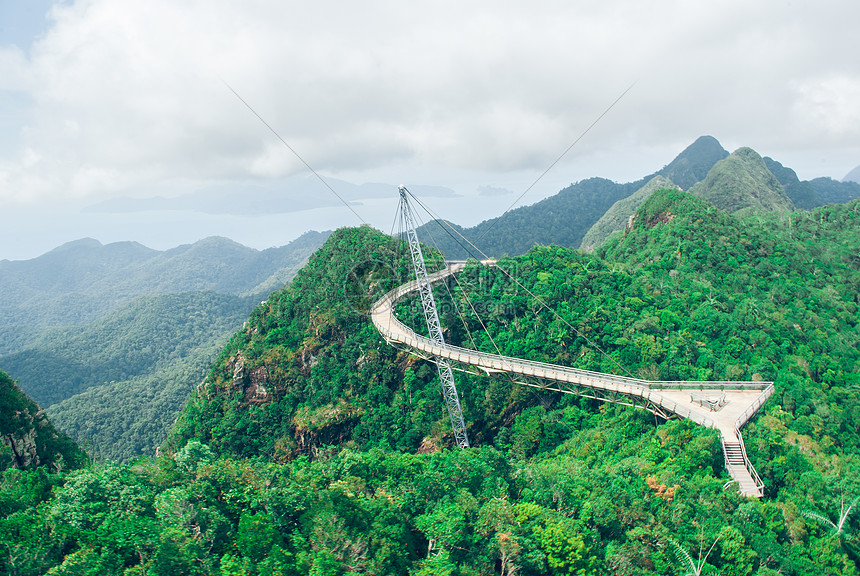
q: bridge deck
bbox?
[370,262,772,497]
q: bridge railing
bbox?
[376,298,723,429]
[734,384,775,430]
[374,283,771,394]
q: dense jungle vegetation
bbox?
[2,191,859,575]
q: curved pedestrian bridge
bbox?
[371,262,773,497]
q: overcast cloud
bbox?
[1,0,859,259]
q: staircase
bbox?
[722,437,763,498]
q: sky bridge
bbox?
[371,261,773,498]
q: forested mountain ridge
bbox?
[581,149,860,254]
[0,291,259,462]
[0,231,330,355]
[417,136,860,260]
[414,135,730,259]
[580,175,679,252]
[3,291,259,407]
[0,232,330,462]
[653,134,729,189]
[417,177,642,260]
[2,194,860,574]
[689,147,794,213]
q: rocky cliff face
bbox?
[0,370,87,471]
[2,418,40,468]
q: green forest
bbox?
[2,190,859,575]
[0,232,330,463]
[1,292,259,462]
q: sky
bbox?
[1,0,859,261]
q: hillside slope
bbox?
[0,291,257,462]
[2,292,258,407]
[580,175,679,252]
[0,370,86,471]
[689,147,794,213]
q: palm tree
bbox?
[666,528,727,576]
[803,495,859,541]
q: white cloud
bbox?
[792,75,860,140]
[0,0,859,208]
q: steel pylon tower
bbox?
[398,186,470,448]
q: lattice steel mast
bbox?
[398,186,470,448]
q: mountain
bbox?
[416,136,858,258]
[2,291,257,406]
[44,339,228,462]
[0,291,257,461]
[0,370,86,471]
[689,147,794,213]
[763,156,821,210]
[415,135,728,259]
[807,176,860,205]
[579,175,679,252]
[0,231,330,355]
[843,164,860,183]
[654,134,729,189]
[421,177,643,259]
[765,157,860,209]
[3,197,860,574]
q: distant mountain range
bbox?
[0,231,330,461]
[415,136,860,259]
[0,231,330,355]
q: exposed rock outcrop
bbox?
[1,370,87,471]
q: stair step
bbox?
[723,439,763,498]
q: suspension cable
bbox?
[408,200,484,352]
[404,188,636,379]
[223,80,366,224]
[476,81,637,243]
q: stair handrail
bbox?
[734,384,775,430]
[720,436,730,470]
[722,383,773,496]
[737,429,765,493]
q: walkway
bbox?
[370,262,773,497]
